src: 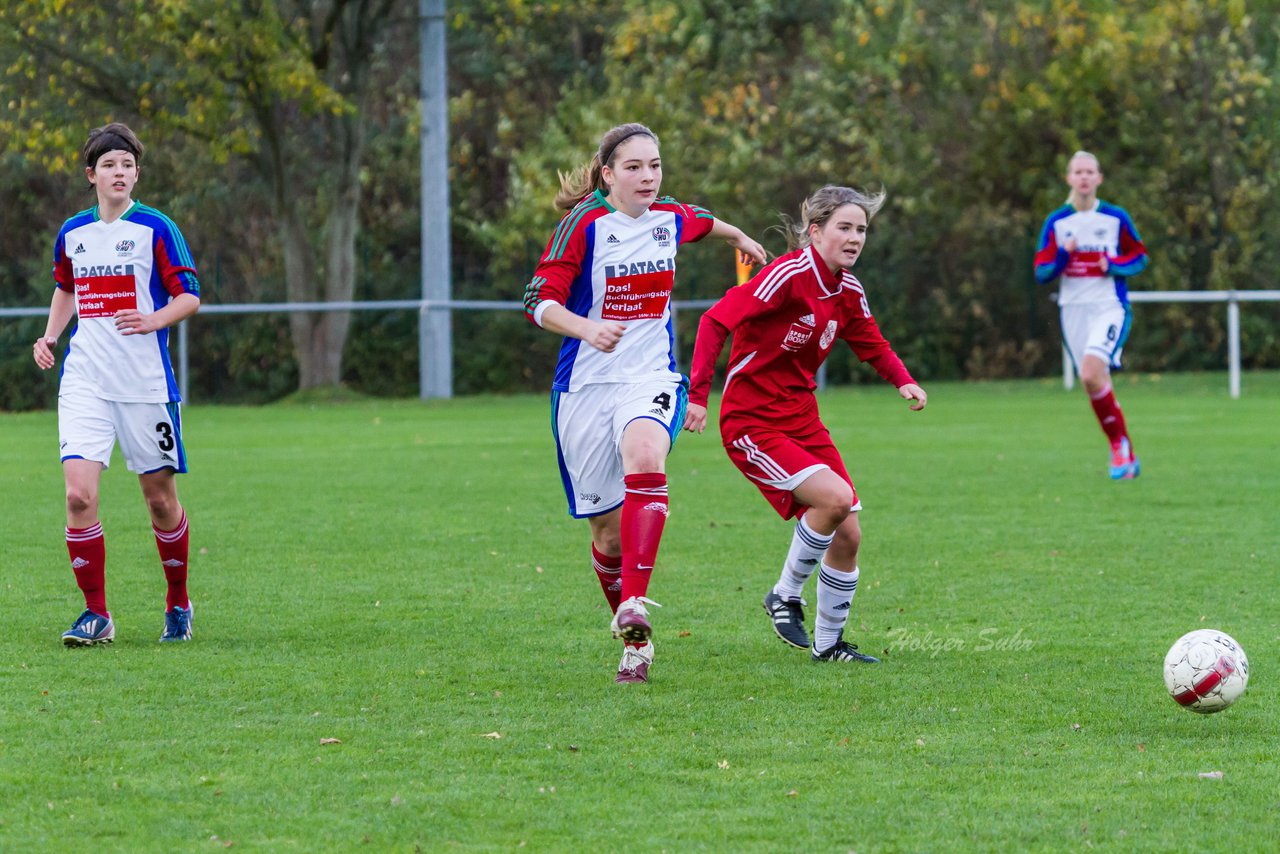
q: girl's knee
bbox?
[65,487,96,517]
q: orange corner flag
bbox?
[735,251,754,286]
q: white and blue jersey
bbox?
[1034,200,1148,306]
[523,190,715,391]
[52,201,200,403]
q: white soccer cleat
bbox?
[616,641,655,684]
[609,595,661,643]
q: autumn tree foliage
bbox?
[1,1,1276,405]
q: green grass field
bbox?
[2,373,1278,852]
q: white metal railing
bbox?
[5,290,1277,399]
[1059,289,1280,398]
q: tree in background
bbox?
[1,1,1276,405]
[0,0,414,390]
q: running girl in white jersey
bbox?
[1035,151,1149,479]
[523,122,766,683]
[33,123,202,646]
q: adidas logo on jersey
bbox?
[799,314,816,326]
[74,243,86,254]
[606,234,620,244]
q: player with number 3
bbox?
[33,123,202,646]
[523,122,765,683]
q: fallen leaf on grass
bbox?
[1071,723,1082,732]
[320,738,342,745]
[717,760,730,770]
[480,732,503,739]
[1198,771,1224,780]
[678,631,691,637]
[568,745,579,752]
[1137,743,1145,752]
[787,790,798,798]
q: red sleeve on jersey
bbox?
[154,237,199,297]
[53,236,75,292]
[688,311,731,407]
[653,198,715,244]
[839,288,915,388]
[679,205,715,243]
[687,263,791,405]
[1110,218,1148,270]
[863,348,915,388]
[522,209,590,325]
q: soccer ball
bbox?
[1163,629,1249,714]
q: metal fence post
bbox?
[1227,295,1241,399]
[179,321,190,402]
[420,0,452,398]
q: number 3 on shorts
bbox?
[155,421,175,452]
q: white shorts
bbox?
[1060,302,1132,373]
[551,379,687,518]
[58,389,187,474]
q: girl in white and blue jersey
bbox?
[33,123,201,646]
[1035,151,1149,480]
[523,122,766,683]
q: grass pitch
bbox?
[1,373,1277,851]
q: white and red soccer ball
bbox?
[1163,630,1249,714]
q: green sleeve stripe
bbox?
[135,204,198,269]
[549,198,603,260]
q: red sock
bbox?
[154,511,190,611]
[1089,383,1129,446]
[66,522,107,616]
[591,544,623,613]
[620,473,668,602]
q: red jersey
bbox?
[688,244,914,432]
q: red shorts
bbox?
[720,419,857,520]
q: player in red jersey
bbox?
[686,185,926,663]
[32,123,201,646]
[523,122,765,683]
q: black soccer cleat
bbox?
[812,634,880,664]
[762,590,809,649]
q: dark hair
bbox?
[83,122,144,169]
[554,123,659,211]
[781,185,886,250]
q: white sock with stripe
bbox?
[772,514,832,601]
[814,564,859,651]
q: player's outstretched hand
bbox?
[114,309,160,336]
[32,336,57,370]
[731,233,767,267]
[683,403,708,433]
[587,320,626,353]
[899,383,927,411]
